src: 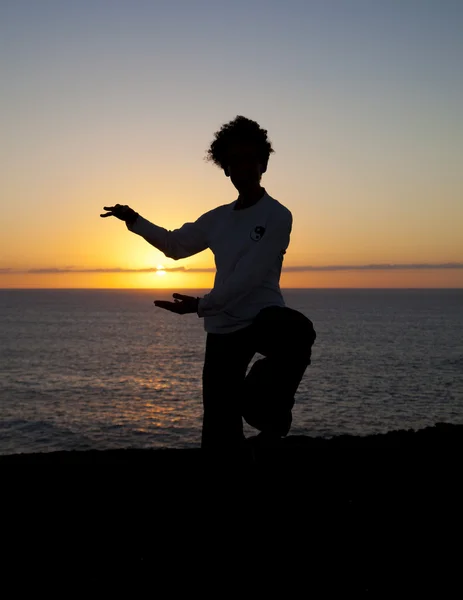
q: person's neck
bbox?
[235,185,266,210]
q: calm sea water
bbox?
[0,288,462,455]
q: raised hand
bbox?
[100,204,139,224]
[154,293,199,315]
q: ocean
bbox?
[0,288,462,455]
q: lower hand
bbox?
[154,293,199,315]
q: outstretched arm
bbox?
[101,203,211,260]
[197,213,292,318]
[125,213,210,260]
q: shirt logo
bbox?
[250,225,266,241]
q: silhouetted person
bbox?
[101,115,316,458]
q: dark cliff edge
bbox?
[1,422,460,584]
[1,422,461,464]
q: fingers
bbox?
[172,293,192,300]
[100,205,129,216]
[100,206,115,218]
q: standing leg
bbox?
[201,326,255,451]
[242,306,316,436]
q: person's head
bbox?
[205,115,275,193]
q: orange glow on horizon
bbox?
[1,268,462,289]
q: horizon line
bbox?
[1,262,462,275]
[1,287,462,291]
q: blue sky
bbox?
[1,0,462,288]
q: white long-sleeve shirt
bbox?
[126,189,292,333]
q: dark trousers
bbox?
[201,305,316,449]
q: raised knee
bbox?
[294,323,316,365]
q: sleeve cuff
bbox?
[197,297,206,318]
[125,215,140,232]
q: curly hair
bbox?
[204,115,275,172]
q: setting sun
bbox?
[156,265,166,277]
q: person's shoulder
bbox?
[197,201,231,222]
[265,192,293,224]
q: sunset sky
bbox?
[1,0,462,289]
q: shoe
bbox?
[245,431,283,465]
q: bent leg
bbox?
[242,306,316,436]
